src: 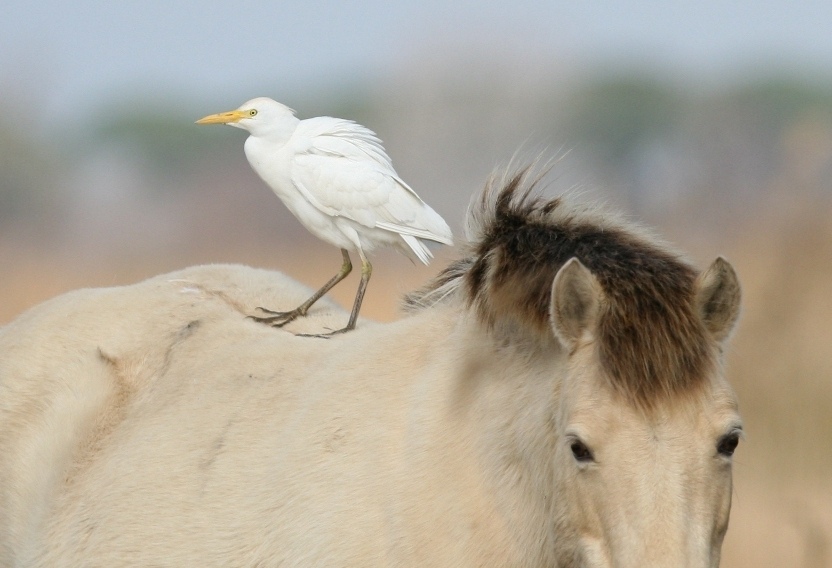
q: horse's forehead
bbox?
[563,352,738,432]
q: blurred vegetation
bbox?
[53,88,382,196]
[4,72,825,210]
[83,99,244,185]
[559,74,832,211]
[560,74,832,159]
[726,77,832,132]
[562,75,686,167]
[0,120,65,224]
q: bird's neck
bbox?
[250,116,301,147]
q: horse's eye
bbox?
[717,433,740,457]
[570,439,594,463]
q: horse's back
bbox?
[0,264,401,566]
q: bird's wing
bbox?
[289,118,452,244]
[297,118,425,203]
[290,153,390,228]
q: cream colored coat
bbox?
[0,255,742,568]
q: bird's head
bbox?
[196,97,298,139]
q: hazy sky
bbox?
[2,1,831,127]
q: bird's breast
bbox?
[242,136,356,249]
[244,138,295,196]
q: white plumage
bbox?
[196,97,453,336]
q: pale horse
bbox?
[0,167,742,567]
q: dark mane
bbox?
[405,167,714,406]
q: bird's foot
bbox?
[248,306,306,327]
[295,326,353,339]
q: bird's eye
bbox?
[570,439,594,463]
[717,432,740,458]
[249,109,258,117]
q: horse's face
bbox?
[553,348,740,567]
[549,257,742,568]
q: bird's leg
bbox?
[250,249,352,327]
[298,254,371,338]
[343,257,372,331]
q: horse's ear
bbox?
[695,257,741,343]
[549,258,602,348]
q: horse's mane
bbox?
[404,166,714,407]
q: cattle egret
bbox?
[196,97,453,336]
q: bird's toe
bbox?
[295,326,353,339]
[247,311,299,327]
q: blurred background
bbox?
[1,1,830,565]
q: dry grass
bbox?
[0,243,449,326]
[715,200,832,567]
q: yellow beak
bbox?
[195,109,249,125]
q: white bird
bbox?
[196,97,453,336]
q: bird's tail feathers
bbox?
[376,221,453,246]
[401,235,434,265]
